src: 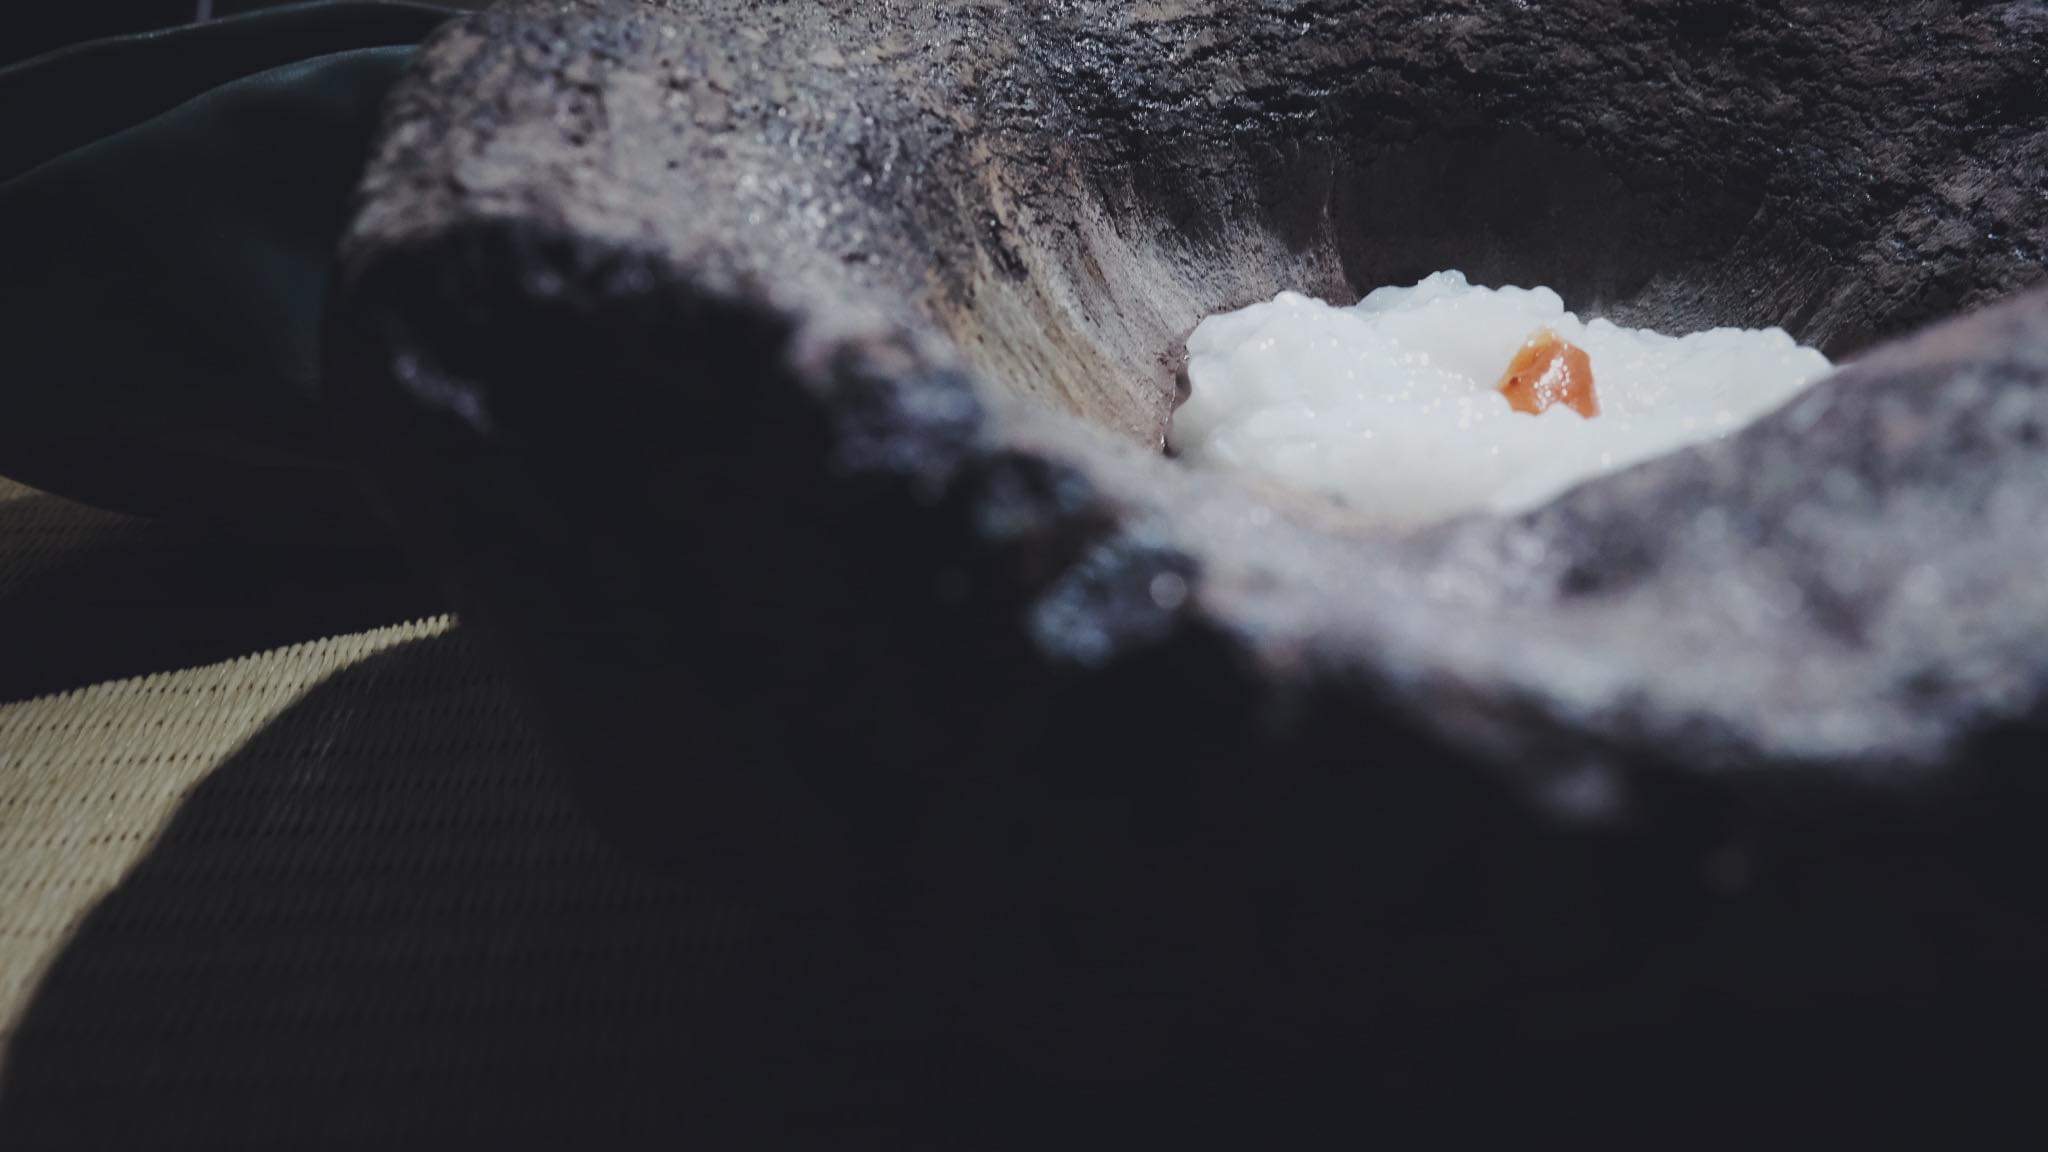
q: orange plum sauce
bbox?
[1497,328,1600,418]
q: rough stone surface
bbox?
[330,0,2048,1130]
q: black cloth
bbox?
[1,1,209,68]
[0,3,456,523]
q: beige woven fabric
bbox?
[0,476,455,1070]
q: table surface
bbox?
[0,478,880,1145]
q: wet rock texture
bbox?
[330,0,2048,1130]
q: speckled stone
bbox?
[329,0,2048,1124]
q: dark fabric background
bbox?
[0,4,455,528]
[0,0,488,68]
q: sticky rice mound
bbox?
[1170,271,1833,527]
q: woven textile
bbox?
[0,479,901,1145]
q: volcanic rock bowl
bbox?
[330,0,2048,1124]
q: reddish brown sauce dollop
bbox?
[1497,329,1599,418]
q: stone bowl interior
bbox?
[925,3,2042,454]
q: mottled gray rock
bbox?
[329,0,2048,1128]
